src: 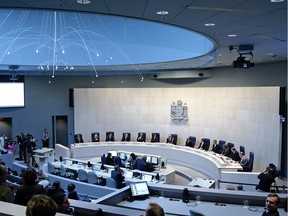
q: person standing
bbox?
[18,132,27,163]
[42,129,50,148]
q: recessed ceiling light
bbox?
[156,11,169,15]
[228,34,237,37]
[270,0,285,2]
[77,0,90,4]
[204,23,215,27]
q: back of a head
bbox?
[67,183,76,192]
[0,165,7,182]
[26,194,57,216]
[52,181,61,188]
[23,168,38,186]
[142,155,147,162]
[145,203,164,216]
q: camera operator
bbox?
[26,133,38,168]
[257,166,276,192]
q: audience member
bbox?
[262,193,280,216]
[106,133,115,142]
[0,164,13,203]
[47,181,65,197]
[67,183,79,200]
[236,185,244,191]
[257,167,275,192]
[42,128,50,148]
[129,153,137,169]
[137,133,145,142]
[14,168,45,206]
[51,192,74,215]
[143,202,165,216]
[105,152,114,166]
[26,194,57,216]
[137,155,153,172]
[150,133,159,143]
[230,147,241,162]
[18,132,27,163]
[121,133,130,142]
[211,139,220,154]
[75,134,84,143]
[111,164,126,189]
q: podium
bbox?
[33,148,54,170]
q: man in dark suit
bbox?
[257,167,275,192]
[262,193,280,216]
[198,139,209,151]
[166,134,176,145]
[111,165,125,189]
[106,133,115,142]
[211,139,220,154]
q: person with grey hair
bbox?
[144,203,165,216]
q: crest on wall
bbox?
[171,100,188,121]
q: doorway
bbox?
[52,116,68,148]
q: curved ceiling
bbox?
[0,0,286,77]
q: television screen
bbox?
[108,150,117,157]
[0,82,24,108]
[125,170,133,178]
[130,181,150,197]
[151,156,158,165]
[142,174,153,182]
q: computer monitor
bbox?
[151,156,158,165]
[125,170,133,178]
[130,181,150,198]
[119,152,127,160]
[108,150,117,157]
[92,164,101,172]
[65,159,73,166]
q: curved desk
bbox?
[70,142,242,181]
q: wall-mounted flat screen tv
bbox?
[0,82,24,108]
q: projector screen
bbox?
[0,82,25,108]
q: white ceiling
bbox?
[0,0,286,76]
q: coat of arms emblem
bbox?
[171,100,188,121]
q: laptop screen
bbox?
[130,181,150,197]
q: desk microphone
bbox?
[182,188,189,203]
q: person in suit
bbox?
[121,133,130,142]
[166,134,176,145]
[136,155,153,172]
[42,128,50,148]
[230,147,241,162]
[257,167,276,192]
[137,133,145,142]
[92,133,100,142]
[239,152,249,167]
[185,137,193,147]
[211,139,220,154]
[111,165,125,189]
[150,133,159,143]
[105,152,114,166]
[67,183,79,200]
[198,139,209,151]
[106,133,115,142]
[221,143,229,156]
[262,193,280,216]
[75,134,84,143]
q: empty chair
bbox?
[240,145,245,155]
[78,169,88,182]
[151,133,160,143]
[74,134,84,143]
[243,152,254,172]
[105,131,115,141]
[91,132,100,142]
[48,162,59,175]
[60,164,69,177]
[137,132,146,142]
[106,177,117,188]
[87,172,98,184]
[121,132,131,142]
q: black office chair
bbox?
[243,152,254,172]
[105,131,115,141]
[91,132,100,142]
[239,145,245,155]
[151,133,160,143]
[202,138,210,151]
[74,134,84,143]
[121,132,131,141]
[219,140,226,152]
[137,132,146,142]
[186,136,196,147]
[171,134,178,145]
[227,142,234,156]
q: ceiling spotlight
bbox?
[204,23,215,27]
[77,0,90,4]
[156,11,169,15]
[270,0,285,2]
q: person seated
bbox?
[75,134,84,143]
[26,194,58,216]
[51,192,74,215]
[137,133,145,142]
[111,165,126,189]
[257,167,275,192]
[143,202,164,216]
[239,152,249,168]
[221,143,229,156]
[67,183,79,200]
[136,155,154,172]
[47,181,65,197]
[263,193,281,216]
[114,156,124,168]
[0,164,13,203]
[197,139,209,151]
[92,133,100,142]
[129,153,137,169]
[150,133,159,143]
[230,147,241,162]
[105,152,114,166]
[166,134,176,145]
[211,139,220,154]
[106,132,115,142]
[185,137,193,147]
[121,133,130,142]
